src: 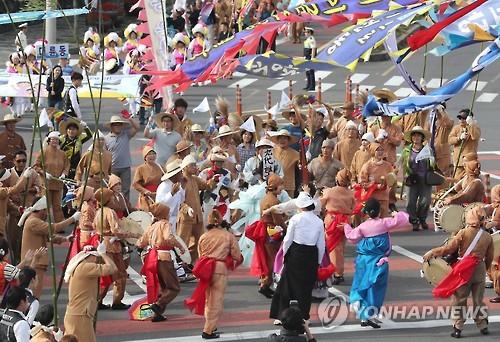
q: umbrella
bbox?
[127,296,153,321]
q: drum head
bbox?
[422,258,452,286]
[492,232,500,261]
[89,61,100,75]
[174,235,191,265]
[124,211,153,245]
[462,202,485,226]
[439,205,464,233]
[120,217,143,245]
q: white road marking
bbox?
[349,73,370,84]
[358,85,376,91]
[126,315,500,341]
[394,88,413,98]
[466,81,487,91]
[102,266,148,305]
[318,83,335,92]
[315,71,332,80]
[392,245,423,263]
[268,80,297,91]
[426,78,448,88]
[385,76,405,87]
[476,92,498,102]
[228,78,258,89]
[231,71,246,78]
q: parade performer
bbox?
[75,131,112,187]
[7,51,30,118]
[123,46,146,75]
[74,186,95,250]
[281,109,305,152]
[321,169,356,285]
[19,196,81,299]
[212,125,240,178]
[64,242,117,342]
[93,188,141,310]
[123,23,143,53]
[188,24,211,59]
[108,174,136,218]
[443,160,485,205]
[172,98,194,140]
[23,45,44,75]
[132,146,164,211]
[303,27,316,91]
[170,33,190,69]
[270,192,325,322]
[188,124,210,163]
[244,138,284,186]
[484,185,500,303]
[81,28,101,74]
[137,203,185,322]
[103,32,123,74]
[399,126,434,231]
[144,112,182,167]
[178,155,216,262]
[307,107,335,160]
[185,209,243,339]
[344,198,409,328]
[350,132,375,183]
[449,109,481,179]
[33,131,70,223]
[7,52,23,73]
[423,207,493,338]
[246,173,287,299]
[307,139,343,189]
[359,143,393,218]
[0,114,26,169]
[330,102,359,142]
[270,130,300,197]
[334,121,361,169]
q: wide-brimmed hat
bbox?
[262,119,278,130]
[0,113,22,124]
[269,129,299,145]
[373,88,398,103]
[191,123,205,133]
[404,125,431,142]
[216,125,236,138]
[59,117,84,135]
[209,146,229,162]
[241,114,263,132]
[255,138,273,149]
[153,112,180,130]
[282,110,307,122]
[175,140,193,154]
[340,101,355,110]
[104,115,131,128]
[161,159,182,181]
[142,146,156,160]
[180,155,197,169]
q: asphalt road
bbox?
[5,21,500,342]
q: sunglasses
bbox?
[15,159,27,163]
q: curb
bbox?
[369,24,421,62]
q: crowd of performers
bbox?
[1,35,500,340]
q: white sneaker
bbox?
[273,319,282,325]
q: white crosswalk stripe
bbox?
[315,71,332,80]
[268,80,297,91]
[394,87,413,98]
[426,78,448,88]
[384,76,405,87]
[476,92,498,102]
[228,78,258,89]
[348,73,370,84]
[466,81,488,91]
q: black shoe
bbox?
[258,286,274,299]
[361,319,380,329]
[332,275,344,285]
[151,315,167,322]
[420,220,429,230]
[486,282,494,289]
[450,327,461,338]
[412,222,420,231]
[98,303,110,310]
[111,302,131,310]
[389,203,398,213]
[490,297,500,303]
[480,328,489,335]
[202,332,220,339]
[150,303,163,317]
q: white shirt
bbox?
[24,288,39,326]
[156,179,185,233]
[271,193,322,216]
[15,31,27,51]
[68,86,82,118]
[283,211,325,262]
[243,156,284,185]
[10,309,30,342]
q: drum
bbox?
[434,204,464,233]
[422,257,452,286]
[174,235,191,265]
[104,58,119,74]
[462,202,485,227]
[492,231,500,261]
[121,211,153,245]
[89,61,100,75]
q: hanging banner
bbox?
[262,148,275,181]
[36,44,69,59]
[0,8,89,25]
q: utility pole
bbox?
[45,0,56,43]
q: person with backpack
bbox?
[64,72,83,119]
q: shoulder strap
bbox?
[462,229,483,258]
[314,158,335,184]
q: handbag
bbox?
[404,173,418,186]
[425,168,444,186]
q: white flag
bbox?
[267,103,279,120]
[38,108,51,128]
[240,117,256,132]
[192,97,210,113]
[415,144,434,163]
[278,91,291,111]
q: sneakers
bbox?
[412,222,420,231]
[490,297,500,303]
[179,274,196,283]
[331,275,344,285]
[202,332,220,339]
[258,286,274,299]
[98,303,110,310]
[450,327,461,338]
[361,319,380,329]
[151,315,167,322]
[480,327,489,335]
[111,302,131,310]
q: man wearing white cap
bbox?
[307,139,344,189]
[178,155,216,262]
[0,114,26,169]
[64,243,117,342]
[243,138,284,186]
[351,132,375,184]
[20,196,82,299]
[15,23,28,52]
[334,120,361,169]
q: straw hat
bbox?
[373,88,398,103]
[161,159,183,181]
[209,147,229,162]
[175,141,193,154]
[262,119,278,130]
[403,125,431,142]
[59,117,84,135]
[104,115,131,128]
[340,101,355,110]
[180,155,197,169]
[269,129,299,145]
[255,138,273,149]
[282,110,307,122]
[153,112,180,130]
[216,125,236,139]
[124,23,143,39]
[142,146,156,160]
[0,113,22,124]
[104,32,122,47]
[191,124,205,133]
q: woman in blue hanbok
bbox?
[342,197,409,328]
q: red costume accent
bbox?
[353,183,379,215]
[245,220,269,277]
[325,213,349,253]
[432,255,481,298]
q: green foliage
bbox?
[22,0,59,12]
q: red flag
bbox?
[407,0,487,51]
